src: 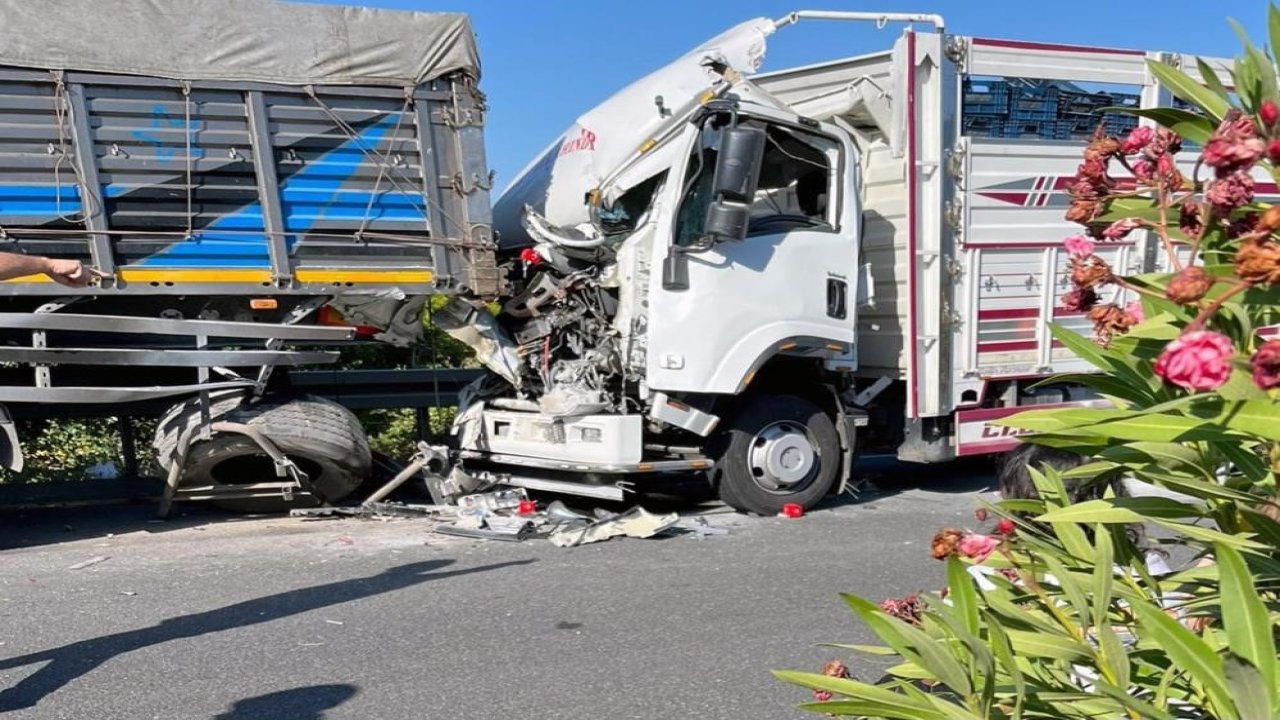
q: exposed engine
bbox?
[439,237,634,419]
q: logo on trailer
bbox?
[977,176,1280,207]
[559,128,597,156]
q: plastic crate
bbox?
[962,79,1010,115]
[1008,85,1059,121]
[962,114,1005,137]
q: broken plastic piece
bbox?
[548,506,679,547]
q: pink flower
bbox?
[1131,159,1153,182]
[1251,340,1280,390]
[1125,300,1144,324]
[1206,172,1255,214]
[1120,126,1154,154]
[1063,235,1096,259]
[1262,100,1279,127]
[957,533,1001,563]
[1203,111,1265,176]
[813,690,833,702]
[1102,218,1141,240]
[995,519,1016,535]
[1269,139,1280,165]
[1154,330,1235,392]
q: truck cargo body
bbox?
[452,16,1233,514]
[0,0,497,509]
[0,0,496,392]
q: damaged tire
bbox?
[154,394,371,513]
[710,394,839,515]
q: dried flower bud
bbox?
[1088,303,1138,340]
[1065,199,1101,225]
[1125,300,1145,324]
[1251,340,1280,390]
[1060,287,1099,312]
[1269,139,1280,165]
[931,528,964,560]
[1179,202,1204,239]
[822,660,851,678]
[1235,240,1280,286]
[1259,205,1280,233]
[1070,256,1115,289]
[1164,266,1215,305]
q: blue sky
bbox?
[303,0,1265,188]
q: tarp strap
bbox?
[356,94,414,240]
[304,85,467,238]
[181,81,194,238]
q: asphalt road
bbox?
[0,459,993,720]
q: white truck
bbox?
[432,11,1227,515]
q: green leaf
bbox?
[1231,18,1279,110]
[1108,107,1216,144]
[1270,3,1280,75]
[944,558,980,638]
[1004,629,1092,661]
[1095,623,1133,693]
[818,643,899,656]
[1151,519,1269,550]
[1092,526,1115,628]
[1206,399,1280,441]
[1131,600,1238,720]
[982,612,1025,720]
[1223,654,1274,720]
[842,594,973,696]
[772,671,946,718]
[1197,57,1233,101]
[1037,497,1205,524]
[795,700,950,719]
[1041,555,1091,623]
[1148,59,1231,120]
[1215,543,1278,704]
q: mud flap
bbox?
[0,405,23,473]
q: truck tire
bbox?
[710,394,840,515]
[154,394,371,513]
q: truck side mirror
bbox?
[702,125,765,243]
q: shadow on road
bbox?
[0,502,280,551]
[0,558,534,713]
[214,684,359,720]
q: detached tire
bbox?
[154,394,371,513]
[710,394,840,515]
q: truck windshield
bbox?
[674,119,838,246]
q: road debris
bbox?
[684,516,730,540]
[548,507,679,548]
[290,502,456,521]
[67,556,109,570]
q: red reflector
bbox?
[519,248,542,265]
[517,500,537,516]
[781,503,804,519]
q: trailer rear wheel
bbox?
[154,394,371,512]
[711,394,839,515]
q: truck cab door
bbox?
[645,115,859,395]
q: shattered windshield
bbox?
[597,171,667,239]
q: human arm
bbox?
[0,253,91,287]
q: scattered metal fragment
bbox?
[433,522,533,542]
[548,507,679,548]
[67,556,109,570]
[685,517,729,540]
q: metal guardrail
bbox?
[288,368,484,410]
[2,368,484,420]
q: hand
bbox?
[43,258,92,288]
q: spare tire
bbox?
[154,394,371,513]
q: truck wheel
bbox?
[154,395,371,513]
[711,394,840,515]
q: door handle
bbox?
[826,278,848,320]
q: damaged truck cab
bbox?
[441,17,904,514]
